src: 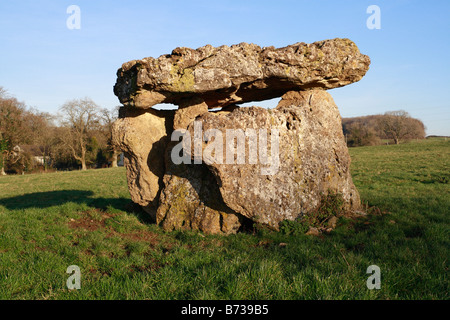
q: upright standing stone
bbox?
[185,89,360,229]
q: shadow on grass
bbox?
[0,190,154,224]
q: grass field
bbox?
[0,138,448,300]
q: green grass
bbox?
[0,138,448,300]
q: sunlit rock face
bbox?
[112,39,369,234]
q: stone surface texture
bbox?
[112,38,369,234]
[186,90,360,229]
[112,108,174,216]
[114,38,370,109]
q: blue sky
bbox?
[0,0,449,135]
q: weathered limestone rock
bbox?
[112,38,368,234]
[185,89,360,229]
[114,38,370,109]
[112,108,174,216]
[157,104,243,234]
[156,147,243,234]
[173,97,209,130]
[112,100,243,234]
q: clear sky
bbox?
[0,0,449,135]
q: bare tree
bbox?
[0,95,28,148]
[0,89,29,174]
[59,98,101,170]
[378,110,424,145]
[100,107,120,167]
[24,109,54,170]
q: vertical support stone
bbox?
[112,108,174,219]
[173,97,209,130]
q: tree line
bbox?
[1,86,427,174]
[0,87,119,175]
[342,110,426,147]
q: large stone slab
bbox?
[114,38,370,109]
[156,143,243,234]
[185,89,360,229]
[112,102,243,234]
